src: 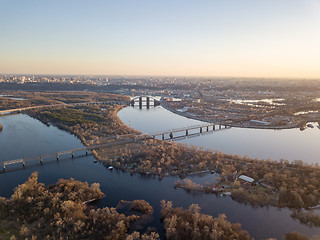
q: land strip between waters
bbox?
[2,91,320,238]
[161,100,304,130]
[21,95,320,211]
[2,92,320,211]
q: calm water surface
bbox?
[118,106,320,164]
[0,113,320,239]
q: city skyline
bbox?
[1,0,320,78]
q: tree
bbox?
[284,232,309,240]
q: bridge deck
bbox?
[150,123,228,136]
[1,122,230,170]
[1,135,153,168]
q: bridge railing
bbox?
[1,123,230,171]
[149,123,218,136]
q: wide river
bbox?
[0,107,320,239]
[119,105,320,164]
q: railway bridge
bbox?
[130,96,160,108]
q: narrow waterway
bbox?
[0,113,320,239]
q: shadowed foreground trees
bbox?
[112,140,320,209]
[0,172,259,240]
[160,200,252,240]
[0,172,158,240]
[1,173,319,239]
[130,200,153,214]
[284,232,309,240]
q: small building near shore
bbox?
[239,175,254,183]
[212,186,223,192]
[249,120,270,126]
[238,175,255,188]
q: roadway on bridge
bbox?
[1,123,230,171]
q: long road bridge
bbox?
[1,123,230,171]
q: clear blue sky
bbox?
[1,0,320,78]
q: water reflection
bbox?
[0,94,25,100]
[118,106,320,164]
[0,113,320,239]
[232,98,285,106]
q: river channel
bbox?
[0,110,320,239]
[118,105,320,164]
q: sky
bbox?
[0,0,320,78]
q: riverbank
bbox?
[28,104,138,147]
[25,99,320,210]
[161,100,305,130]
[0,172,258,240]
[2,91,318,239]
[2,91,316,213]
[2,93,320,238]
[0,172,155,239]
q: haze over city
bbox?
[1,0,320,78]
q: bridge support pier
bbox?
[22,161,25,167]
[162,134,164,140]
[139,97,142,109]
[207,126,209,132]
[40,158,43,164]
[57,154,59,161]
[219,125,221,130]
[154,100,160,106]
[3,164,5,171]
[200,127,202,133]
[72,152,74,159]
[213,125,215,131]
[169,132,173,139]
[147,97,150,109]
[186,130,188,136]
[86,150,88,156]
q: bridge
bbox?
[0,100,130,116]
[130,96,160,108]
[1,134,152,171]
[150,123,229,140]
[1,123,230,171]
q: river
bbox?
[0,112,320,239]
[118,105,320,164]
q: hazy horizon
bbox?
[1,73,320,81]
[1,0,320,78]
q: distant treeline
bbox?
[0,82,197,92]
[0,82,159,92]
